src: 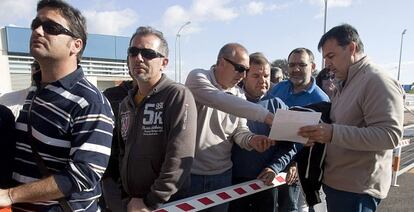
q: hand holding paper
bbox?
[268,109,321,144]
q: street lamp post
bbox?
[397,29,407,81]
[322,0,328,68]
[174,21,191,83]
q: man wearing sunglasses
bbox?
[118,26,197,212]
[269,48,329,212]
[0,0,115,211]
[185,43,275,212]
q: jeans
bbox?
[322,184,381,212]
[278,183,301,212]
[190,169,232,212]
[229,177,278,212]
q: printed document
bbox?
[269,109,321,144]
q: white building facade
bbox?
[0,26,131,94]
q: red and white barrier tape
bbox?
[398,138,411,147]
[155,172,287,212]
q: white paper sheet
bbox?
[269,109,322,144]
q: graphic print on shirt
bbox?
[142,102,164,136]
[120,111,130,139]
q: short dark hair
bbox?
[37,0,87,64]
[129,26,169,57]
[318,23,364,53]
[316,68,330,88]
[271,67,284,79]
[288,48,314,63]
[249,52,269,66]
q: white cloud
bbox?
[310,0,354,19]
[162,0,238,35]
[0,0,37,27]
[191,0,238,22]
[245,1,265,15]
[83,9,138,36]
[244,1,289,16]
[308,0,353,8]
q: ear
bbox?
[217,58,225,68]
[349,41,357,55]
[70,38,83,55]
[160,58,169,71]
[311,62,316,73]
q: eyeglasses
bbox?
[128,47,165,60]
[321,74,335,80]
[288,63,308,68]
[222,57,249,73]
[31,18,76,38]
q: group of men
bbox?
[0,0,404,212]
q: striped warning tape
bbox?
[398,138,411,147]
[155,172,287,212]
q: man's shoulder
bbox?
[159,80,196,103]
[103,81,133,98]
[310,85,330,101]
[65,78,112,112]
[269,80,290,94]
[186,68,210,80]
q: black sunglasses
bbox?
[321,74,335,80]
[128,47,165,60]
[31,18,76,38]
[223,57,249,73]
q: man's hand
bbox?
[265,112,274,126]
[298,123,333,145]
[257,168,276,186]
[249,135,275,152]
[285,163,298,185]
[0,189,12,208]
[127,198,151,212]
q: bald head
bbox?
[217,43,248,63]
[214,43,249,89]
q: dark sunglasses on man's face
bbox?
[223,57,249,73]
[128,47,165,60]
[322,74,335,80]
[31,18,76,38]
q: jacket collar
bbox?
[339,56,368,91]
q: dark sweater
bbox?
[0,104,15,188]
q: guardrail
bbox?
[391,124,414,186]
[405,94,414,106]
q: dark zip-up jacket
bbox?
[293,102,331,207]
[118,74,197,210]
[103,80,134,181]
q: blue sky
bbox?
[1,0,413,84]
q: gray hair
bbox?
[129,26,169,57]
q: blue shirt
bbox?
[232,93,296,178]
[269,78,329,107]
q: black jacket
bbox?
[102,80,134,180]
[0,104,16,188]
[292,102,331,207]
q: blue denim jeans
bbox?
[190,169,232,212]
[323,184,381,212]
[278,183,300,212]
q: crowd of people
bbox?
[0,0,405,212]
